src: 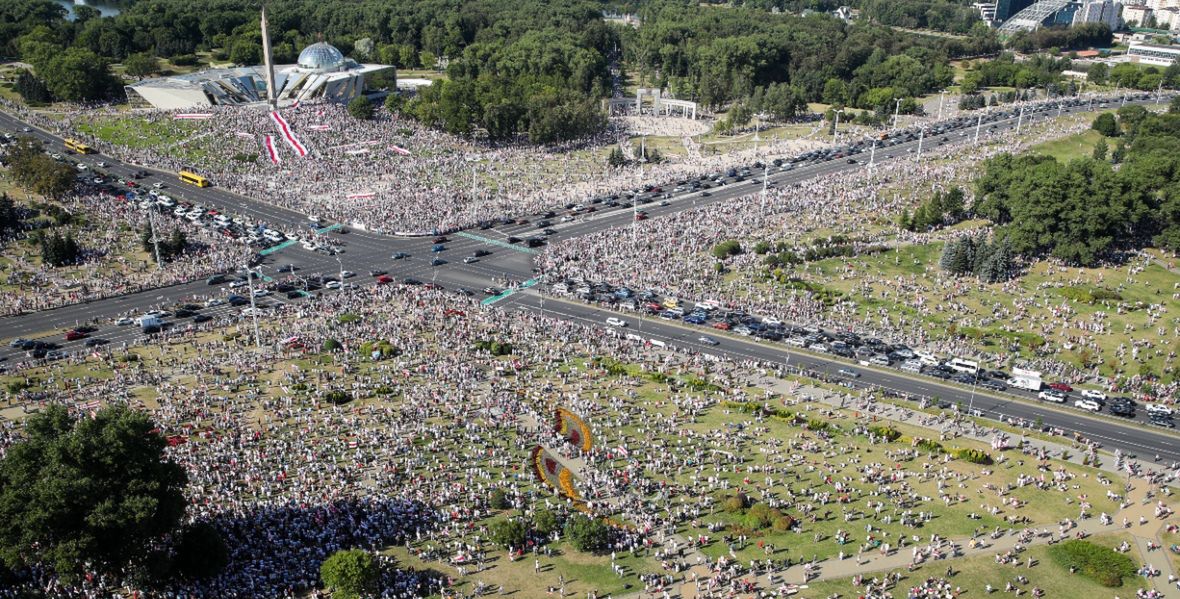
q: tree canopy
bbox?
[0,405,188,582]
[975,111,1180,265]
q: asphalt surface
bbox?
[3,93,1179,462]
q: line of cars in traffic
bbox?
[557,278,1174,424]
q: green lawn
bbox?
[1029,129,1106,163]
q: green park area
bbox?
[1028,129,1104,162]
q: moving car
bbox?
[1146,404,1174,416]
[1073,399,1101,412]
[605,317,627,327]
[1038,390,1066,403]
[697,335,719,346]
[1080,389,1107,401]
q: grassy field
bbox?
[802,532,1144,599]
[1029,129,1105,162]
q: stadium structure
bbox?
[997,0,1081,32]
[125,8,391,110]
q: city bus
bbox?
[178,170,210,187]
[64,139,93,154]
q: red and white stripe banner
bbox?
[390,145,411,156]
[263,135,281,165]
[174,113,213,120]
[270,111,308,157]
[346,192,375,199]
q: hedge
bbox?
[953,447,992,464]
[868,425,901,442]
[1048,540,1136,587]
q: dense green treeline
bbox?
[623,2,996,112]
[974,107,1180,267]
[860,0,984,34]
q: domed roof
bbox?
[297,42,346,72]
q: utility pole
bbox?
[146,202,162,270]
[937,91,945,121]
[760,164,769,217]
[1156,81,1164,105]
[832,109,845,142]
[868,139,876,172]
[973,110,984,145]
[1015,104,1025,137]
[916,127,924,160]
[892,98,902,131]
[243,265,261,349]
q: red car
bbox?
[712,322,731,331]
[635,212,648,221]
[65,330,87,341]
[375,275,393,285]
[1049,382,1073,393]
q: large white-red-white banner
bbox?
[263,135,281,165]
[270,111,308,157]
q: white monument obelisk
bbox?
[260,5,278,109]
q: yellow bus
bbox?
[64,138,93,154]
[178,170,210,187]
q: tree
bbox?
[1087,62,1108,85]
[123,52,160,78]
[1091,112,1118,137]
[13,69,51,103]
[608,147,626,167]
[1092,137,1108,161]
[320,549,379,599]
[419,50,437,70]
[0,405,187,583]
[384,92,404,114]
[711,240,743,260]
[37,47,119,102]
[1170,96,1180,114]
[489,518,528,549]
[564,514,609,553]
[173,522,228,579]
[532,508,560,537]
[0,194,19,233]
[348,96,375,120]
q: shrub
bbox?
[773,515,795,532]
[489,489,511,510]
[711,240,743,260]
[953,448,992,464]
[322,338,343,352]
[724,493,749,512]
[324,390,352,405]
[320,549,378,599]
[868,425,901,441]
[337,313,361,324]
[806,418,830,432]
[1048,540,1136,587]
[916,438,944,454]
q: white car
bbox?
[228,280,247,289]
[252,289,271,297]
[697,335,719,346]
[340,270,355,278]
[96,161,106,167]
[153,182,165,189]
[241,307,264,317]
[1146,404,1174,416]
[114,317,133,326]
[75,162,87,170]
[205,298,226,307]
[1074,399,1101,412]
[1038,390,1066,403]
[1080,389,1107,401]
[605,317,627,327]
[325,280,343,289]
[309,215,323,224]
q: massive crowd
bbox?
[0,186,253,316]
[6,99,821,236]
[540,104,1180,401]
[0,279,1174,598]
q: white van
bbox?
[947,358,979,375]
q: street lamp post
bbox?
[334,255,345,287]
[916,127,925,160]
[868,139,877,172]
[973,110,984,145]
[832,109,845,142]
[937,91,946,121]
[1015,104,1025,137]
[242,265,262,349]
[892,98,903,131]
[146,203,163,270]
[760,164,769,218]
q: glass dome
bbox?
[296,42,346,72]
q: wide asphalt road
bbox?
[2,92,1177,462]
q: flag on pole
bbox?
[270,111,308,157]
[263,135,281,164]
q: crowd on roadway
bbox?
[10,100,819,236]
[540,108,1180,402]
[0,185,253,317]
[0,279,1176,598]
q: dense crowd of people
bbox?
[0,278,1174,598]
[0,185,253,316]
[541,103,1180,402]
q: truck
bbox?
[1008,367,1043,392]
[135,313,163,333]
